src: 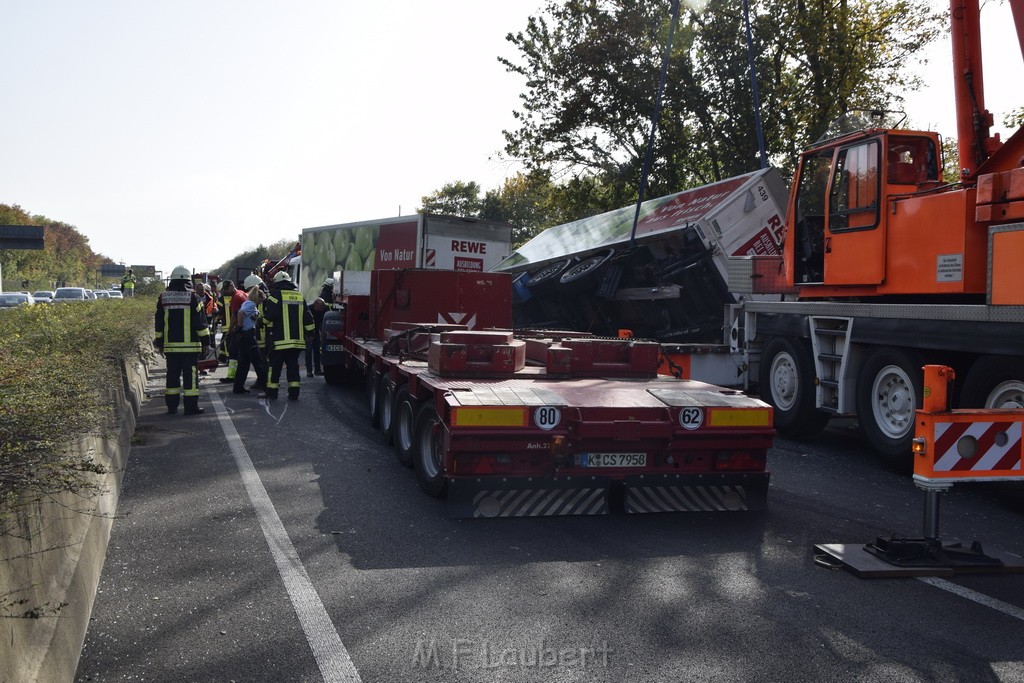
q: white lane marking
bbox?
[918,576,1024,622]
[208,389,361,683]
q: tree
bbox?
[1006,107,1024,129]
[419,181,485,217]
[0,204,114,289]
[499,0,943,205]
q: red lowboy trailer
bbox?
[326,268,775,518]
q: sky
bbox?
[1,1,1021,279]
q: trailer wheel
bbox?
[558,249,615,293]
[961,355,1024,409]
[367,371,383,428]
[413,402,447,497]
[525,258,574,295]
[379,377,398,444]
[856,347,923,465]
[323,364,345,386]
[393,386,418,468]
[759,337,830,437]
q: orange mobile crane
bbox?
[747,0,1024,460]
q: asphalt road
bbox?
[77,363,1024,682]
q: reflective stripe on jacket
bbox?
[264,285,315,351]
[156,286,210,353]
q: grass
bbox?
[0,298,153,527]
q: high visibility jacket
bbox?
[156,283,210,353]
[256,300,268,349]
[221,294,233,330]
[264,283,315,351]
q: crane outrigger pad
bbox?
[813,542,1024,578]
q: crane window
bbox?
[887,136,939,185]
[829,140,879,232]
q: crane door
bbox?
[823,139,885,285]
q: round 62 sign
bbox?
[678,407,704,430]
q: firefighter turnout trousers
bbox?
[165,353,202,414]
[266,349,302,400]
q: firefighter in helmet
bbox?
[155,266,211,415]
[261,270,314,400]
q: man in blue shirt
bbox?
[232,277,268,394]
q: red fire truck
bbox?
[324,268,775,518]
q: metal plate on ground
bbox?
[448,476,609,518]
[813,543,1024,578]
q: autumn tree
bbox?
[0,204,113,289]
[419,181,486,217]
[499,0,943,206]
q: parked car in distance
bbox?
[95,290,110,299]
[32,290,55,303]
[84,290,97,300]
[0,292,35,308]
[108,290,124,299]
[51,287,89,302]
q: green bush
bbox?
[0,298,153,523]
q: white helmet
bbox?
[243,274,262,289]
[273,271,291,283]
[170,266,191,281]
[323,277,335,286]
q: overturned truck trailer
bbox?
[493,167,789,344]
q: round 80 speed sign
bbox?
[678,407,704,430]
[534,406,561,431]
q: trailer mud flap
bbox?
[624,474,769,513]
[448,477,611,518]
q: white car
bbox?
[0,292,35,308]
[51,287,88,302]
[108,290,124,299]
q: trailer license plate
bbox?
[582,453,646,468]
[324,344,345,352]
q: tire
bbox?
[413,402,447,497]
[758,336,830,437]
[323,364,345,386]
[367,371,383,428]
[960,355,1024,409]
[558,249,615,293]
[856,346,923,464]
[393,386,419,468]
[525,258,574,295]
[379,377,399,444]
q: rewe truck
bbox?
[495,0,1024,467]
[295,214,514,303]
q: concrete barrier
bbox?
[0,354,150,683]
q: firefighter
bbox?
[155,266,211,415]
[261,271,314,400]
[319,277,335,306]
[218,280,248,384]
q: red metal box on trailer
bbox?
[370,269,513,340]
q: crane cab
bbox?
[785,128,989,298]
